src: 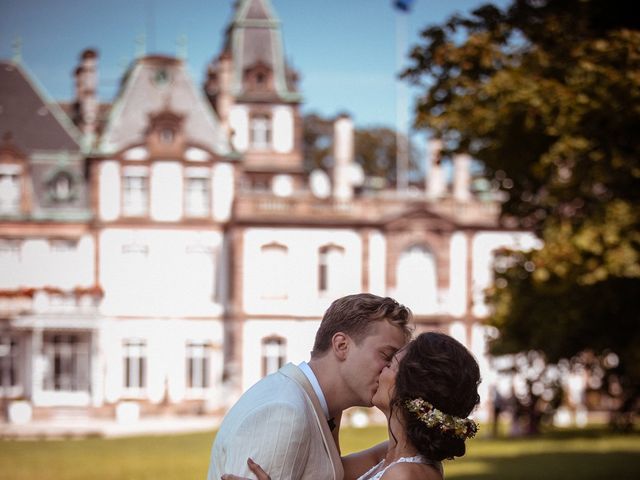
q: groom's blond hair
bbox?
[311,293,412,357]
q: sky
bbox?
[0,0,507,135]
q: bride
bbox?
[223,331,481,480]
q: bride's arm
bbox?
[221,437,388,480]
[341,441,388,480]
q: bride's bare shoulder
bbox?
[380,462,442,480]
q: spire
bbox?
[233,0,277,23]
[222,0,299,102]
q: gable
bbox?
[99,56,231,156]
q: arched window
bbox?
[260,243,288,299]
[261,335,286,377]
[318,244,346,295]
[395,245,438,314]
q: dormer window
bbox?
[49,171,75,203]
[147,110,183,149]
[160,128,175,144]
[244,63,272,92]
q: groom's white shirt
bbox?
[207,363,343,480]
[298,361,329,419]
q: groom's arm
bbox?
[216,401,311,480]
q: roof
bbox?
[0,61,81,154]
[98,55,231,156]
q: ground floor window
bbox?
[43,333,90,392]
[123,339,147,390]
[261,335,286,377]
[0,334,20,393]
[186,342,210,389]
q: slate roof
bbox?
[0,61,81,154]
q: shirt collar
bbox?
[298,361,330,420]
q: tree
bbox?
[403,0,640,429]
[302,113,419,186]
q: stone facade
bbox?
[0,0,537,432]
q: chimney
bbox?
[453,153,472,202]
[216,52,234,133]
[426,137,445,200]
[332,114,354,202]
[74,49,99,141]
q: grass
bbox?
[1,426,639,480]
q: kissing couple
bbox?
[207,293,481,480]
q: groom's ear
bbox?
[331,332,349,361]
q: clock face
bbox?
[153,68,171,86]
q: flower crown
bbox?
[404,398,478,439]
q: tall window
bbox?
[395,245,438,315]
[260,243,288,299]
[123,339,147,390]
[261,336,286,377]
[186,342,210,389]
[318,244,346,294]
[122,168,149,216]
[43,333,90,392]
[185,171,210,217]
[0,240,21,290]
[0,335,20,393]
[0,164,21,214]
[250,114,271,149]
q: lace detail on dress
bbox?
[356,455,443,480]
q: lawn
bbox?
[1,426,639,480]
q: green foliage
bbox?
[302,113,419,185]
[403,0,640,417]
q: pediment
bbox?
[383,205,457,233]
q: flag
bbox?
[393,0,415,12]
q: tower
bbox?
[206,0,304,193]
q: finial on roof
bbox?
[135,34,146,59]
[11,36,22,63]
[176,34,188,60]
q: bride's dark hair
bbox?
[391,332,481,461]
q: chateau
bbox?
[0,0,535,431]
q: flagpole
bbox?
[395,6,409,192]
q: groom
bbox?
[206,293,412,480]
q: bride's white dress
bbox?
[356,454,443,480]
